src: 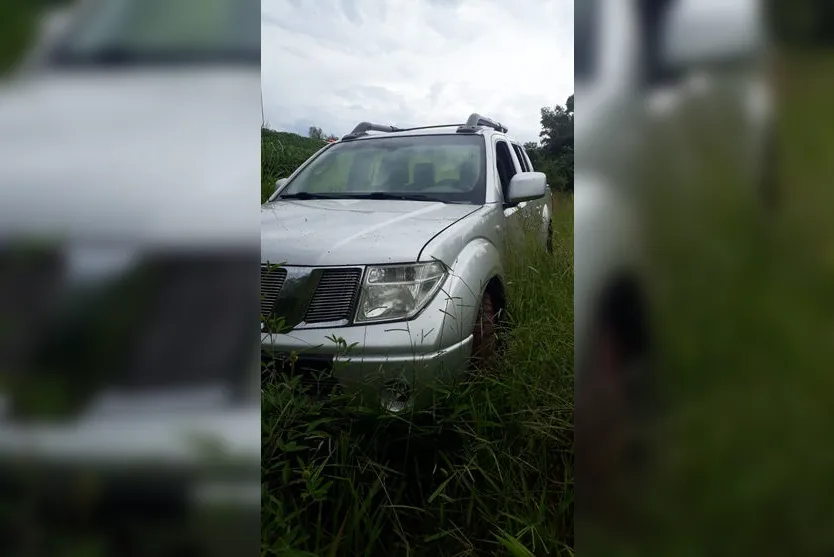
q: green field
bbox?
[0,2,41,75]
[261,129,329,201]
[261,130,574,556]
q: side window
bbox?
[494,140,517,200]
[511,144,530,172]
[521,147,535,171]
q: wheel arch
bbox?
[435,238,505,348]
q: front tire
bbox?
[546,220,554,254]
[760,129,779,211]
[576,278,652,528]
[470,289,500,371]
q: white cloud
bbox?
[262,0,573,144]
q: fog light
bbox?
[380,380,411,413]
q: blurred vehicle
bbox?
[0,0,260,553]
[261,114,552,412]
[574,0,769,514]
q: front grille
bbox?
[120,254,258,391]
[260,265,287,317]
[8,251,260,420]
[304,268,362,323]
[0,244,64,374]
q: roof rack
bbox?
[456,113,507,134]
[340,113,506,141]
[396,123,462,133]
[341,122,401,140]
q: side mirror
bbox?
[274,178,288,192]
[659,0,762,77]
[506,172,547,204]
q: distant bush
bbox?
[527,144,574,194]
[768,0,834,46]
[0,2,40,75]
[262,128,326,201]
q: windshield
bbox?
[277,134,487,205]
[48,0,259,66]
[575,0,597,81]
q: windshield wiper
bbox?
[278,192,338,200]
[50,47,261,67]
[278,192,462,203]
[343,192,456,203]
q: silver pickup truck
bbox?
[261,114,553,412]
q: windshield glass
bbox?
[48,0,259,66]
[575,0,597,81]
[278,134,487,205]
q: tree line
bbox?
[308,126,338,142]
[526,94,574,194]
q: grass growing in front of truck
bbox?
[261,193,574,556]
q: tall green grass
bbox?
[262,128,327,201]
[0,1,40,75]
[614,51,834,557]
[261,195,574,556]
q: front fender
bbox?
[434,238,504,349]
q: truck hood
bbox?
[261,199,481,266]
[0,68,260,247]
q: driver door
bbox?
[494,138,528,248]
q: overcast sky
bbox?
[262,0,573,144]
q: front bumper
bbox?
[261,300,474,407]
[0,404,260,553]
[0,403,260,501]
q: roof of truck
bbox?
[337,113,523,144]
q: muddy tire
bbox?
[546,221,554,254]
[760,129,779,211]
[576,280,653,529]
[470,289,501,371]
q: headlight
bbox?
[355,262,447,323]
